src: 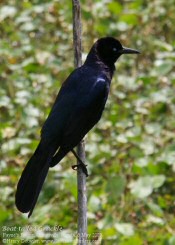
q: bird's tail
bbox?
[15,142,54,217]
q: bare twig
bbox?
[72,1,87,244]
[72,0,82,68]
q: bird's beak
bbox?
[120,47,140,54]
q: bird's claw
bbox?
[72,163,88,177]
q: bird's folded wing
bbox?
[59,76,109,148]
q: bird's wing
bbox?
[41,66,110,150]
[50,75,110,167]
[59,75,110,149]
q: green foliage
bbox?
[1,0,175,244]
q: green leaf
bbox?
[147,201,164,216]
[155,62,173,75]
[120,235,143,245]
[0,208,11,222]
[120,14,138,25]
[115,223,134,236]
[154,40,173,51]
[146,215,165,225]
[169,236,175,245]
[129,175,166,198]
[108,2,122,14]
[88,195,101,212]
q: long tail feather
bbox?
[15,143,54,217]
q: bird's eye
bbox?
[113,47,117,52]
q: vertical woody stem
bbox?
[72,1,87,244]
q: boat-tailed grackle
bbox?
[15,37,140,217]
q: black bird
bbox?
[16,37,140,217]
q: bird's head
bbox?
[96,37,140,66]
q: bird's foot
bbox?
[72,163,88,177]
[71,149,88,177]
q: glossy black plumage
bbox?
[15,37,139,217]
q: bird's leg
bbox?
[71,149,88,177]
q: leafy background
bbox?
[0,0,175,244]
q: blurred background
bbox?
[0,0,175,244]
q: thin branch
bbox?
[72,1,87,244]
[72,0,82,68]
